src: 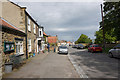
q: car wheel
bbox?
[91,50,94,53]
[109,52,113,58]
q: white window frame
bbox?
[33,23,36,34]
[39,28,43,37]
[28,17,31,31]
[16,41,23,55]
[28,39,31,52]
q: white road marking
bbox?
[68,53,89,78]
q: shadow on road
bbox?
[69,50,119,78]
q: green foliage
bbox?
[100,2,120,41]
[95,29,116,44]
[75,34,92,44]
[43,35,47,44]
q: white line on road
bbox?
[68,53,89,78]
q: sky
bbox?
[10,0,103,42]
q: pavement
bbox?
[68,47,119,78]
[3,52,79,78]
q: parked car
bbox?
[58,46,68,54]
[77,44,85,49]
[109,44,120,58]
[72,44,78,48]
[88,44,102,53]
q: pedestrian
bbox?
[54,45,56,52]
[47,43,50,52]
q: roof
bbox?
[67,41,72,43]
[48,36,57,44]
[0,18,25,34]
[25,11,39,27]
[60,40,66,43]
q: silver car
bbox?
[58,46,68,54]
[109,44,120,58]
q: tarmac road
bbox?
[68,47,119,78]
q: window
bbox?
[16,41,23,54]
[33,24,36,34]
[28,17,31,31]
[39,28,43,37]
[28,39,31,52]
[40,31,41,36]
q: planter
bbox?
[4,63,13,73]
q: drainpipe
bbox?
[25,11,28,59]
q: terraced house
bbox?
[1,0,44,59]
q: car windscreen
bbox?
[59,46,67,49]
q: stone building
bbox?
[1,0,42,58]
[0,18,26,73]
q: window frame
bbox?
[15,41,23,54]
[33,23,36,34]
[27,17,31,31]
[28,39,32,52]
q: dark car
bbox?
[109,44,120,58]
[88,44,102,53]
[77,44,85,49]
[72,44,78,48]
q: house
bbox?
[67,41,72,46]
[59,40,67,46]
[43,32,48,51]
[36,26,44,53]
[47,36,58,51]
[0,17,26,73]
[48,36,58,45]
[2,0,43,58]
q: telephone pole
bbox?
[101,4,105,50]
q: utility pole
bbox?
[101,4,105,50]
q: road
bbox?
[68,47,119,78]
[3,52,79,78]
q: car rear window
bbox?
[78,44,84,46]
[93,45,99,47]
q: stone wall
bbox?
[27,18,37,56]
[2,29,26,72]
[2,1,26,32]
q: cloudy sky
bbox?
[11,0,103,42]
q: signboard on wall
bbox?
[4,41,15,52]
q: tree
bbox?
[100,2,120,41]
[75,34,92,44]
[95,29,116,44]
